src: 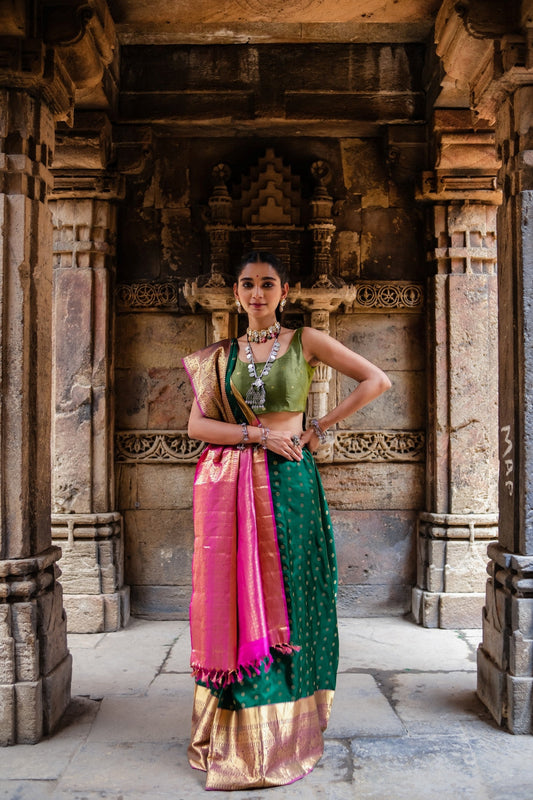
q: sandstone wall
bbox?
[114,131,425,617]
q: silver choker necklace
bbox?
[246,321,281,344]
[245,336,280,412]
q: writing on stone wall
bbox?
[501,424,514,496]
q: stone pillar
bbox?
[0,89,71,744]
[412,117,500,628]
[49,116,129,633]
[476,84,533,732]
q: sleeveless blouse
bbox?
[231,328,316,413]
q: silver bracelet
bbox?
[310,418,327,445]
[237,422,249,450]
[260,427,270,450]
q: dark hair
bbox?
[236,251,289,285]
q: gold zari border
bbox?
[188,684,335,790]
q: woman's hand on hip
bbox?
[264,429,303,461]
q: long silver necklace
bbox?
[245,335,280,412]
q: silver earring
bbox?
[236,299,242,312]
[280,298,287,311]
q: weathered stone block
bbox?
[510,631,533,677]
[10,602,36,643]
[0,605,10,638]
[14,640,39,682]
[482,612,508,673]
[477,645,505,727]
[415,537,428,587]
[506,674,533,734]
[63,595,105,634]
[480,584,508,669]
[56,541,101,594]
[98,540,119,594]
[332,509,416,587]
[123,509,194,586]
[444,540,491,593]
[130,584,191,620]
[438,593,485,629]
[360,207,424,280]
[36,585,69,675]
[15,680,43,744]
[116,313,205,370]
[42,653,72,735]
[115,367,194,430]
[336,582,412,616]
[320,462,424,510]
[511,597,533,637]
[0,685,15,746]
[102,589,130,631]
[339,370,426,430]
[426,540,445,592]
[0,639,15,684]
[418,589,440,628]
[135,464,195,511]
[335,313,425,372]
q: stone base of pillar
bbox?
[411,586,486,628]
[477,543,533,733]
[411,512,498,628]
[51,513,130,633]
[0,547,72,745]
[62,587,131,634]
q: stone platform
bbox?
[1,617,533,800]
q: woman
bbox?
[183,251,390,790]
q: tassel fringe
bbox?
[191,642,301,690]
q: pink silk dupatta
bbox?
[183,340,293,689]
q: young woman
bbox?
[183,251,390,790]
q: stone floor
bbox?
[1,616,533,799]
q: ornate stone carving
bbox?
[115,430,423,465]
[431,203,498,275]
[116,281,179,308]
[435,0,533,124]
[206,163,233,278]
[116,431,205,463]
[335,431,425,462]
[308,160,336,282]
[354,282,423,309]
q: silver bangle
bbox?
[237,422,249,450]
[260,427,270,450]
[310,418,327,445]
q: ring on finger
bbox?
[291,435,301,447]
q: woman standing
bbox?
[183,251,390,790]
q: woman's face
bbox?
[234,261,288,319]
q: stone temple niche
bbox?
[237,147,303,272]
[202,147,336,288]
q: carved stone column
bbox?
[476,84,533,732]
[0,88,72,744]
[432,0,533,729]
[412,114,501,628]
[49,115,129,633]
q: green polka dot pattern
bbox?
[213,448,338,711]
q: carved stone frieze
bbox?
[117,281,179,308]
[115,430,424,464]
[116,431,205,463]
[117,279,424,313]
[335,431,425,463]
